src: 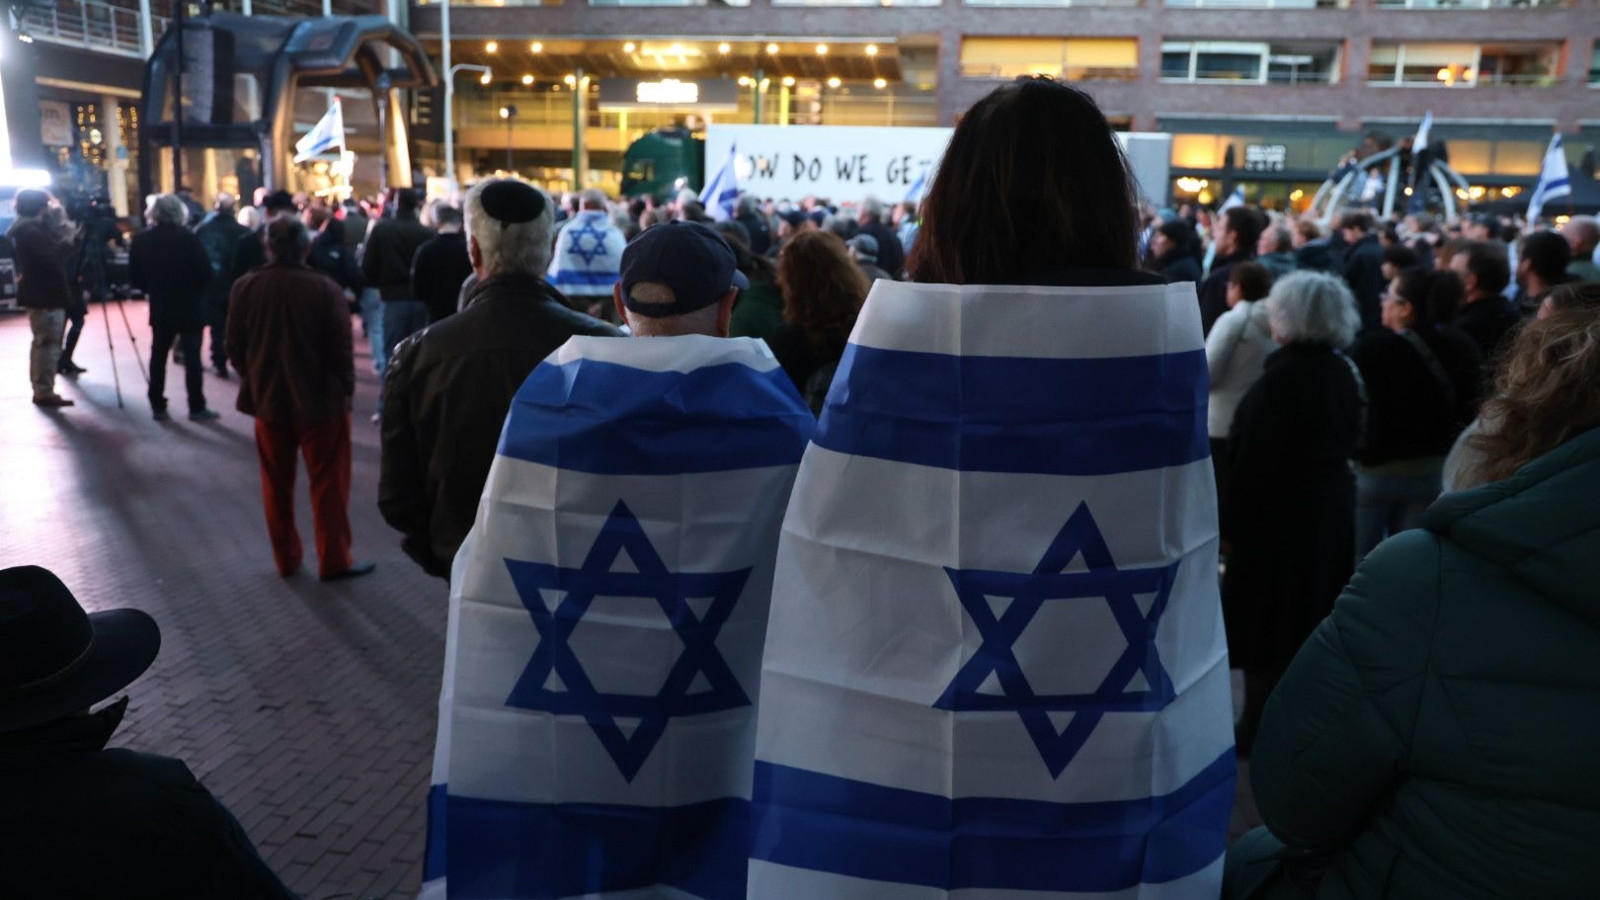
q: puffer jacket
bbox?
[1247,424,1600,899]
[378,273,621,578]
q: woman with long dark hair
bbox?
[749,78,1236,899]
[769,229,867,412]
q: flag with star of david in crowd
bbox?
[750,279,1237,899]
[419,334,814,900]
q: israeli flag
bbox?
[1526,133,1571,223]
[699,142,740,222]
[1218,186,1245,213]
[1412,110,1434,155]
[904,166,931,205]
[422,336,814,900]
[750,280,1236,899]
[294,97,345,163]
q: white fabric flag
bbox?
[1526,134,1571,223]
[294,97,345,163]
[422,335,814,900]
[698,143,740,223]
[1412,111,1434,155]
[750,279,1236,899]
[1218,186,1245,212]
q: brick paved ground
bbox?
[1,301,445,900]
[0,302,1260,900]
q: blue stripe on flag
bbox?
[549,269,621,287]
[440,793,748,900]
[500,359,814,474]
[751,750,1235,892]
[813,344,1209,475]
[424,783,448,882]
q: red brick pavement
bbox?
[0,301,1262,899]
[0,301,445,900]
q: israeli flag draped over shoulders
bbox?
[750,279,1237,899]
[422,335,814,900]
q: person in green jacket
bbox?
[716,221,785,346]
[1225,307,1600,900]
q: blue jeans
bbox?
[379,299,430,413]
[358,288,384,376]
[1355,469,1441,564]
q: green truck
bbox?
[620,128,705,202]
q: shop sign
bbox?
[39,102,73,147]
[599,78,737,112]
[1244,143,1288,173]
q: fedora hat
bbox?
[0,566,160,733]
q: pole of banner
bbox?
[170,0,185,192]
[571,68,586,190]
[441,0,453,189]
[752,67,763,124]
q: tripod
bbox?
[95,289,150,410]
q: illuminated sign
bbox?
[1244,143,1288,173]
[636,80,699,105]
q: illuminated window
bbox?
[959,38,1139,81]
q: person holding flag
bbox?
[294,96,345,164]
[1526,133,1572,225]
[749,76,1235,900]
[420,220,814,899]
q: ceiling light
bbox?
[766,43,779,55]
[522,74,534,85]
[782,76,796,87]
[479,72,492,84]
[738,76,753,87]
[564,74,577,86]
[874,78,887,89]
[530,41,544,53]
[670,42,685,55]
[718,42,732,55]
[623,41,636,53]
[827,77,842,88]
[816,44,828,56]
[866,44,879,56]
[485,41,498,53]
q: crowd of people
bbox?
[5,72,1600,899]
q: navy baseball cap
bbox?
[619,221,749,319]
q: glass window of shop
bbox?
[1170,178,1326,213]
[1170,132,1350,174]
[959,38,1139,81]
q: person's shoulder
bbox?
[85,747,205,794]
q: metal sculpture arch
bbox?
[1308,144,1474,225]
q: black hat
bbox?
[0,567,160,733]
[262,190,297,214]
[479,179,547,224]
[620,221,748,319]
[1466,212,1502,239]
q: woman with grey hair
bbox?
[1220,270,1364,754]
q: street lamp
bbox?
[443,63,491,189]
[499,104,518,172]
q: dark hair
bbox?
[1461,241,1511,296]
[1521,231,1572,283]
[434,204,463,228]
[1223,207,1265,255]
[1228,261,1273,302]
[907,77,1138,284]
[1545,281,1600,314]
[1337,209,1376,234]
[13,190,49,219]
[1157,219,1193,247]
[778,231,868,351]
[1395,266,1463,329]
[1382,244,1419,271]
[396,188,420,212]
[305,206,331,230]
[1467,213,1502,240]
[266,215,311,265]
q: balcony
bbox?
[1367,42,1563,87]
[1374,0,1571,8]
[1161,42,1341,85]
[965,0,1138,6]
[21,0,167,58]
[1165,0,1345,7]
[959,38,1141,80]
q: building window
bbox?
[1165,0,1346,8]
[959,38,1139,80]
[1374,0,1570,8]
[1369,42,1561,87]
[1591,46,1600,85]
[1161,42,1339,84]
[775,0,939,5]
[966,0,1139,6]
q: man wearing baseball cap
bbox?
[0,566,297,897]
[611,220,748,336]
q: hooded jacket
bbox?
[1247,424,1600,899]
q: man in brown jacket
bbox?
[10,190,74,408]
[226,217,373,581]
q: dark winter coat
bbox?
[410,231,473,324]
[360,211,433,302]
[1451,294,1523,366]
[1341,233,1385,334]
[1221,342,1362,672]
[9,218,72,311]
[1153,248,1202,285]
[379,273,621,578]
[1245,424,1600,900]
[1199,250,1253,336]
[129,223,212,332]
[226,263,354,426]
[195,212,249,312]
[0,699,298,900]
[1347,324,1483,465]
[857,220,905,279]
[308,226,361,293]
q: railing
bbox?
[1368,72,1560,86]
[1375,0,1571,8]
[23,0,168,57]
[1160,71,1338,84]
[1166,0,1345,7]
[966,0,1138,6]
[775,0,941,5]
[961,65,1141,80]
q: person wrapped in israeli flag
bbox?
[422,221,815,900]
[749,77,1236,900]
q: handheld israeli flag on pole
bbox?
[1526,133,1571,223]
[1218,185,1245,212]
[421,335,813,900]
[1412,110,1434,155]
[293,96,345,163]
[904,165,930,205]
[699,142,740,222]
[750,279,1236,899]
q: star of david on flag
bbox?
[568,219,612,266]
[936,502,1178,779]
[504,499,752,782]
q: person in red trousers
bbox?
[226,215,374,581]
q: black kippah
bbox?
[480,180,545,224]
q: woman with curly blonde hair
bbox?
[770,229,868,413]
[1228,305,1600,899]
